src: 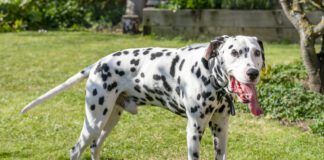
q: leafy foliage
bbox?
[161,0,277,10]
[0,0,125,32]
[236,62,324,135]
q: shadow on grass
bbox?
[0,151,30,158]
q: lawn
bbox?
[0,32,323,159]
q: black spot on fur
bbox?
[92,89,97,96]
[191,66,195,73]
[140,72,145,77]
[156,97,166,106]
[134,85,141,93]
[217,149,222,155]
[218,128,222,132]
[102,74,108,81]
[196,68,201,78]
[103,83,107,89]
[191,106,199,113]
[177,77,181,84]
[161,76,172,92]
[209,96,215,101]
[175,86,181,96]
[153,74,162,80]
[115,70,125,76]
[200,113,205,119]
[103,108,108,115]
[130,59,140,66]
[102,64,109,72]
[202,91,212,99]
[130,67,136,72]
[218,105,225,113]
[143,50,150,55]
[245,53,248,58]
[80,70,85,74]
[94,62,102,74]
[90,104,95,111]
[201,58,209,70]
[123,51,129,55]
[99,97,104,105]
[193,152,199,158]
[228,45,233,49]
[145,93,154,101]
[170,55,180,77]
[205,105,214,115]
[166,52,172,56]
[135,79,140,83]
[150,52,163,60]
[143,85,155,94]
[193,136,197,141]
[117,61,121,66]
[113,52,121,56]
[179,59,185,71]
[107,81,118,91]
[201,76,210,85]
[197,94,201,100]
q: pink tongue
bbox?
[240,84,263,116]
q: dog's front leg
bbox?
[186,113,209,160]
[209,110,229,160]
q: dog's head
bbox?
[205,35,265,116]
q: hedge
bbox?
[0,0,125,32]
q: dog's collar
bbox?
[208,57,235,116]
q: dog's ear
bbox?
[256,39,265,68]
[204,35,228,60]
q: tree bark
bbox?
[279,0,324,93]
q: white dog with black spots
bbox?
[22,35,265,160]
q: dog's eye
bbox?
[231,50,239,57]
[255,50,261,57]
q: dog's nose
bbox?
[246,68,259,81]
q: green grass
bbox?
[0,31,322,159]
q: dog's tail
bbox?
[21,64,94,114]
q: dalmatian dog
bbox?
[21,35,264,160]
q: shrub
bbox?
[162,0,276,10]
[0,0,125,32]
[236,62,324,136]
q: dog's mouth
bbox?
[230,76,263,116]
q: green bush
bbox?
[236,62,324,136]
[0,0,125,32]
[162,0,276,10]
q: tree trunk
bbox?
[299,31,323,93]
[280,0,324,94]
[318,35,324,93]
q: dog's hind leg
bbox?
[70,80,120,160]
[90,105,123,160]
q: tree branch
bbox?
[309,0,324,10]
[279,0,300,30]
[313,16,324,37]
